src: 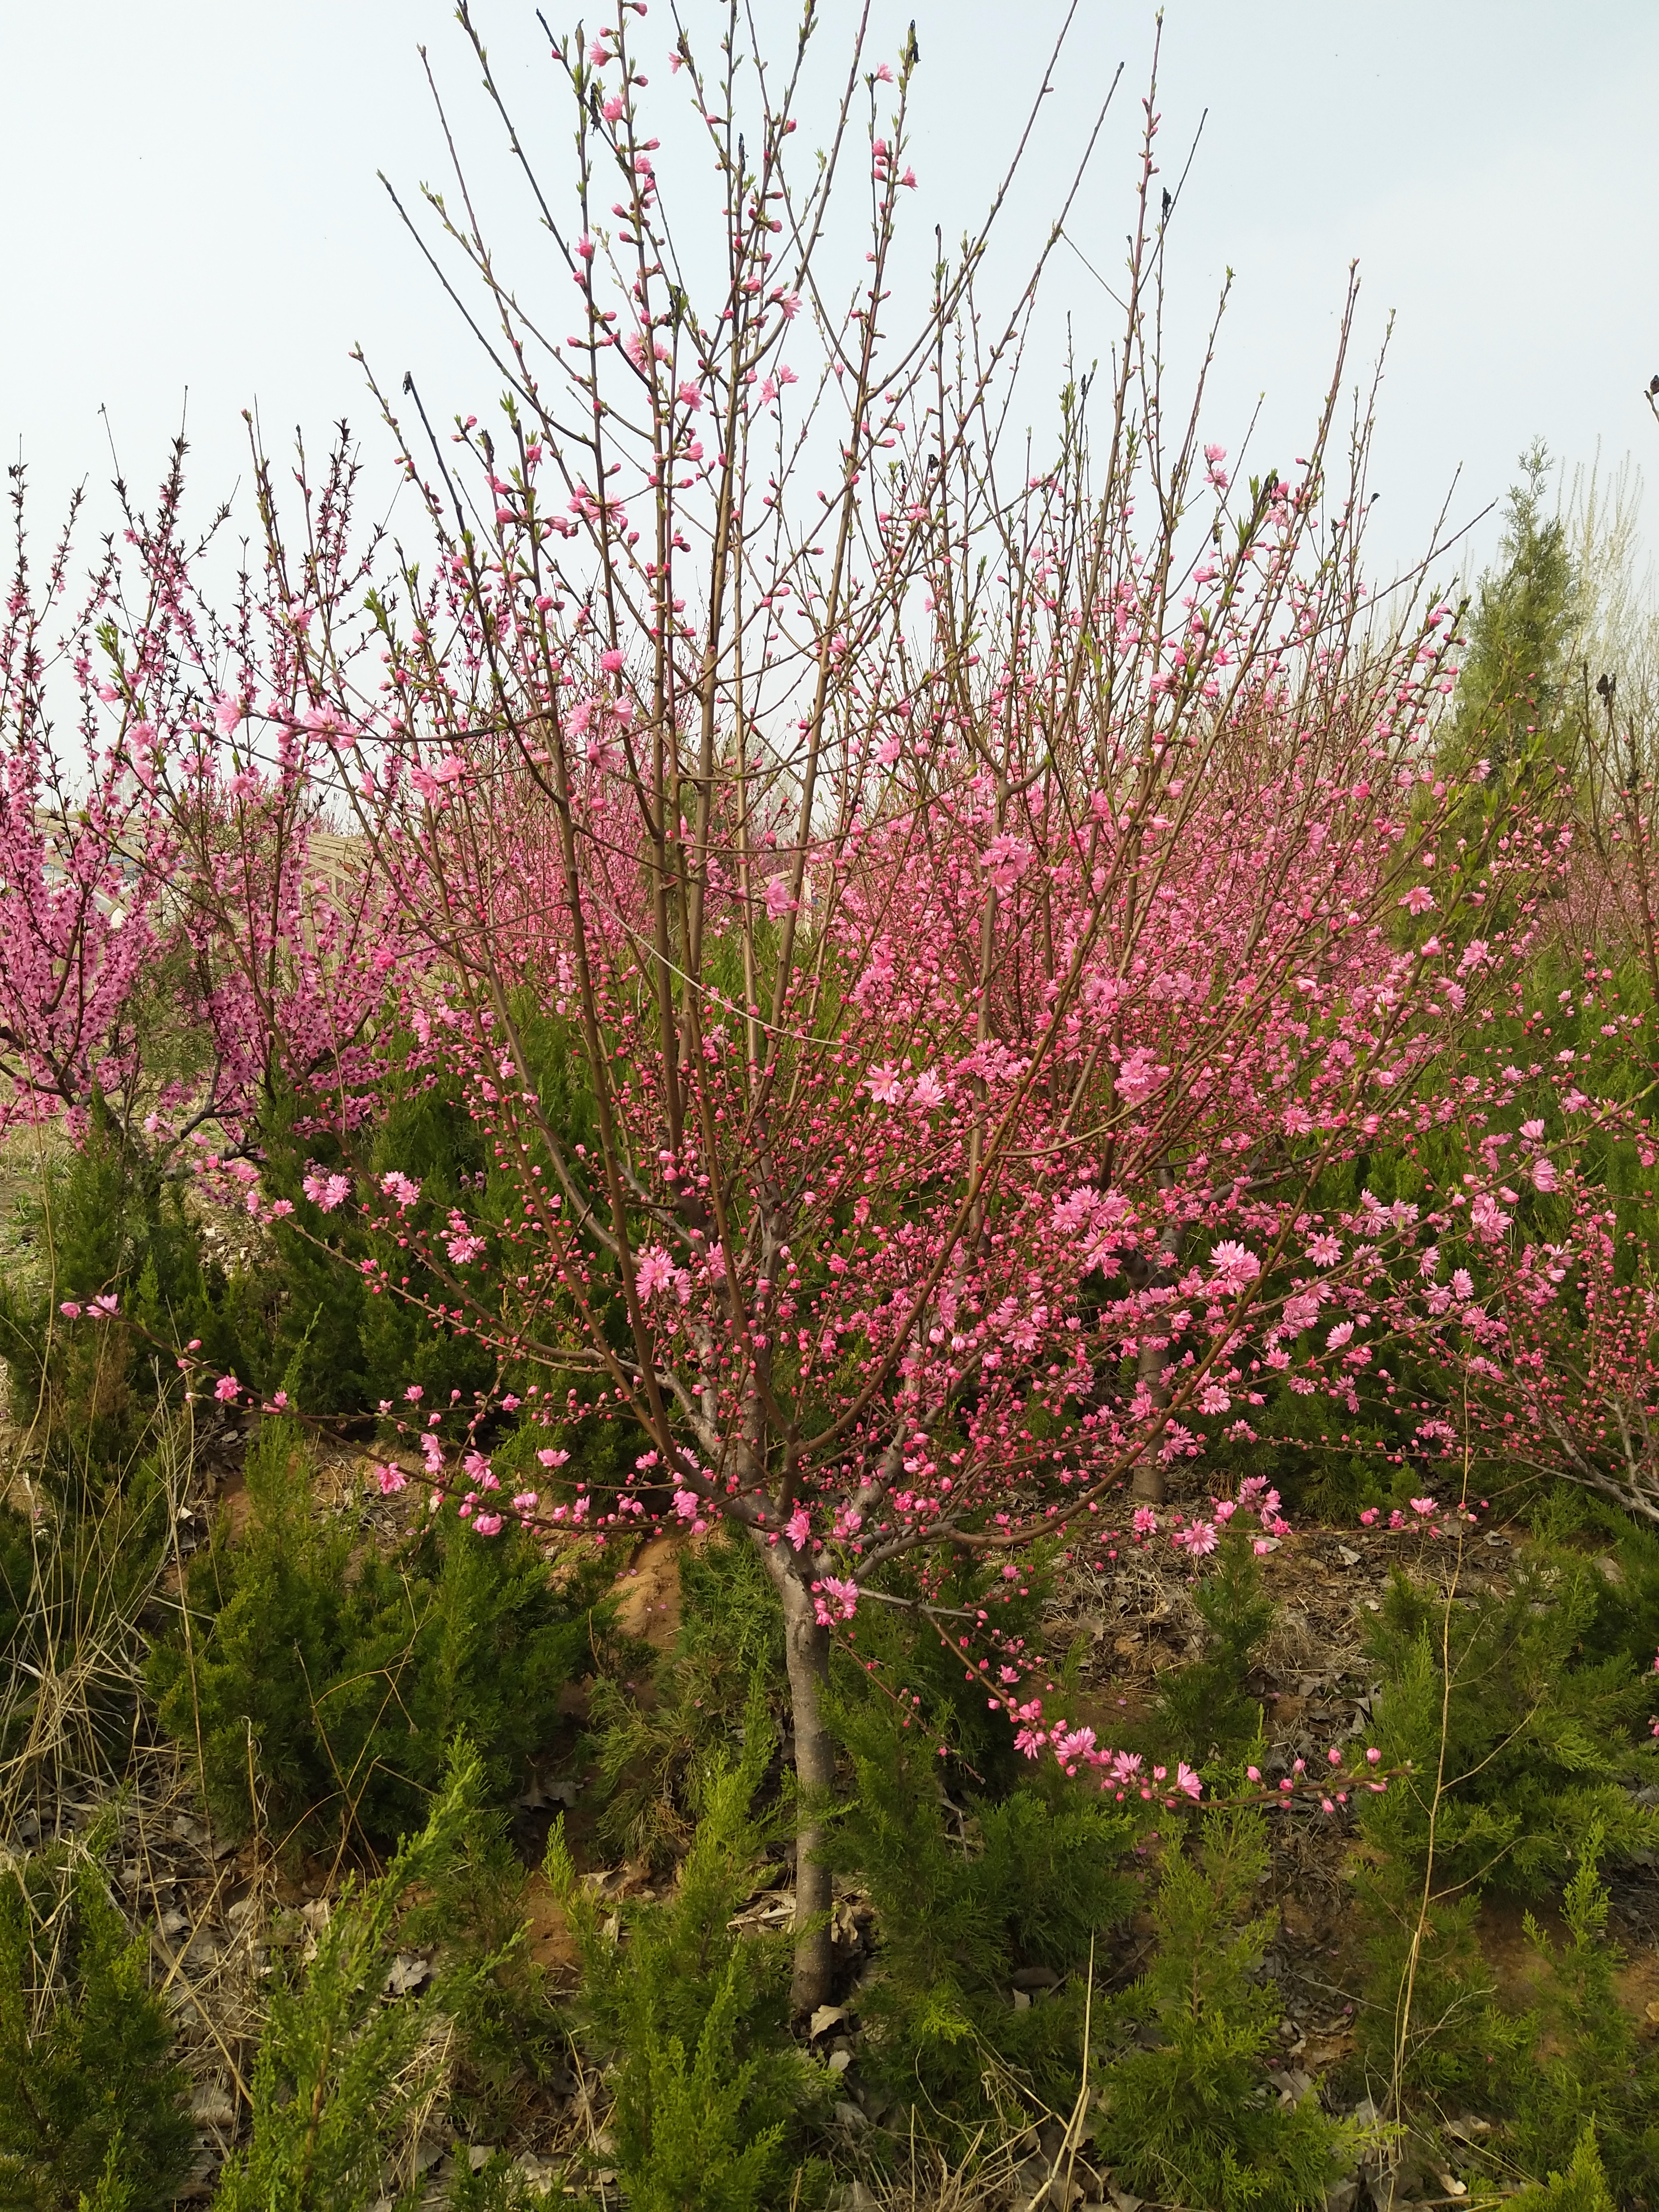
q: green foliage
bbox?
[546,1711,827,2212]
[0,1100,248,1484]
[584,1533,1064,1883]
[148,1416,610,1857]
[1352,1534,1659,2136]
[398,1791,569,2135]
[585,1534,783,1874]
[835,1694,1139,2135]
[214,1743,496,2212]
[74,2139,137,2212]
[1448,442,1580,789]
[1092,1799,1358,2212]
[836,1541,1063,1795]
[251,1007,608,1421]
[0,1834,192,2212]
[445,2152,556,2212]
[1512,2125,1619,2212]
[1508,1827,1659,2199]
[1142,1527,1274,1761]
[1359,1543,1659,1906]
[253,1069,496,1418]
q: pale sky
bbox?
[4,2,1656,595]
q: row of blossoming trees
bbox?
[5,5,1659,2006]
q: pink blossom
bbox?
[380,1170,421,1209]
[1469,1192,1511,1241]
[865,1064,906,1105]
[1399,884,1436,916]
[1306,1233,1342,1268]
[1116,1046,1168,1105]
[634,1244,678,1299]
[302,1173,352,1214]
[980,833,1033,890]
[812,1575,859,1626]
[214,1375,241,1403]
[1209,1239,1261,1287]
[374,1463,409,1495]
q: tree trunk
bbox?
[767,1554,837,2015]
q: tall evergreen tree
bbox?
[1447,440,1581,787]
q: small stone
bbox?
[189,2085,236,2128]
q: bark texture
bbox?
[770,1555,837,2014]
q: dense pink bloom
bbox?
[812,1576,860,1627]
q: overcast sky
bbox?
[4,1,1656,594]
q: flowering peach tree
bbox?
[6,8,1617,2006]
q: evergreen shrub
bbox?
[148,1416,613,1857]
[1092,1794,1360,2212]
[0,1833,193,2212]
[546,1713,829,2212]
